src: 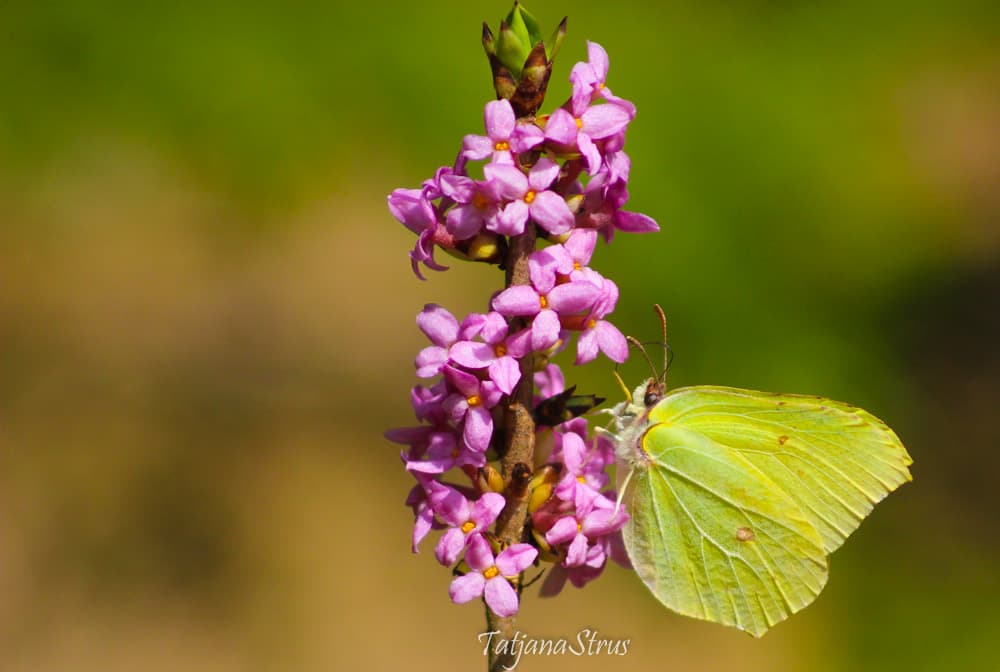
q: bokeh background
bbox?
[1,1,998,670]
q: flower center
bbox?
[483,565,500,580]
[494,140,510,151]
[598,82,606,90]
[576,521,583,532]
[524,190,536,204]
[574,117,584,130]
[467,394,482,407]
[586,318,597,329]
[494,343,507,357]
[577,475,586,484]
[472,192,490,210]
[539,295,548,309]
[573,261,582,271]
[461,521,476,534]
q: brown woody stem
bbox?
[485,222,537,672]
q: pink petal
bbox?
[614,209,660,233]
[587,41,610,81]
[484,577,520,617]
[443,366,482,398]
[545,516,581,546]
[564,533,589,567]
[484,99,515,140]
[429,485,470,525]
[464,533,495,571]
[496,543,538,574]
[494,199,528,236]
[449,573,486,604]
[547,281,599,313]
[435,527,468,566]
[463,405,493,453]
[450,341,496,369]
[415,345,448,378]
[531,309,561,351]
[412,504,434,553]
[576,328,599,364]
[564,229,597,265]
[530,191,574,235]
[417,304,459,346]
[492,285,542,317]
[577,132,602,175]
[480,311,509,344]
[545,108,579,145]
[528,158,561,191]
[484,163,528,201]
[581,103,631,140]
[473,492,506,527]
[461,134,494,161]
[511,122,545,152]
[596,321,628,363]
[489,357,521,396]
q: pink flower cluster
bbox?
[387,42,656,618]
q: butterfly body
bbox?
[609,380,913,637]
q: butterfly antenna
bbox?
[612,367,632,404]
[654,304,669,385]
[626,335,660,381]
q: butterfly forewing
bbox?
[649,386,914,553]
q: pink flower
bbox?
[462,99,544,165]
[431,489,506,566]
[545,98,632,175]
[492,252,601,351]
[401,473,449,553]
[449,534,537,617]
[388,187,450,279]
[488,158,575,236]
[439,173,504,240]
[569,41,637,119]
[534,363,565,400]
[414,304,460,378]
[449,311,530,395]
[442,366,503,453]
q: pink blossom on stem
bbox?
[431,489,506,566]
[448,534,537,617]
[462,99,544,165]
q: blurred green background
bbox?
[1,0,998,670]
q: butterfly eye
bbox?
[643,391,660,407]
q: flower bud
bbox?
[482,2,568,118]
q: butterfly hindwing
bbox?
[624,421,828,637]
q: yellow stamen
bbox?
[461,521,476,534]
[494,141,510,151]
[483,566,500,580]
[573,261,582,271]
[586,318,597,329]
[495,344,507,357]
[524,190,536,204]
[539,295,548,309]
[577,475,586,484]
[574,117,584,130]
[576,522,583,532]
[467,394,482,407]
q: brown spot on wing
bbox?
[778,435,789,445]
[736,527,755,542]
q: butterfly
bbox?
[605,309,913,637]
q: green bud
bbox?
[483,2,568,118]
